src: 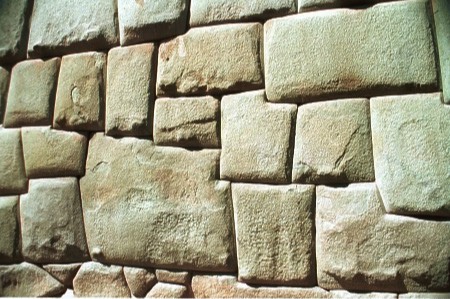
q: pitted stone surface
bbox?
[232,183,315,286]
[371,93,450,217]
[156,269,191,285]
[0,129,27,195]
[28,0,118,58]
[20,178,89,263]
[221,90,296,183]
[190,0,296,26]
[0,262,66,297]
[21,127,87,178]
[3,58,60,127]
[106,43,157,137]
[154,96,220,148]
[146,282,188,298]
[124,267,157,298]
[54,52,106,131]
[73,262,130,297]
[316,183,450,292]
[80,133,236,272]
[265,0,438,103]
[43,263,82,288]
[157,23,263,97]
[118,0,188,46]
[0,196,20,263]
[292,98,374,184]
[0,67,9,124]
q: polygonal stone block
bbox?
[0,196,20,263]
[0,128,27,195]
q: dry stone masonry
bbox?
[0,0,449,297]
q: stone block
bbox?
[54,52,106,131]
[146,282,188,298]
[265,0,438,103]
[292,98,374,184]
[157,23,263,97]
[124,267,157,298]
[20,178,89,263]
[3,58,60,127]
[28,0,118,58]
[220,90,296,183]
[118,0,188,46]
[330,290,397,298]
[0,196,20,263]
[106,43,157,137]
[153,96,220,148]
[371,93,450,217]
[73,262,130,297]
[298,0,397,12]
[0,128,27,195]
[190,0,296,26]
[156,269,191,285]
[80,133,236,272]
[43,263,82,288]
[316,183,450,292]
[399,293,450,299]
[232,183,315,286]
[21,127,87,178]
[0,67,9,124]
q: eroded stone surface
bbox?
[0,128,27,195]
[106,43,157,136]
[73,262,130,297]
[0,262,66,297]
[20,178,89,263]
[232,183,315,286]
[0,67,9,124]
[43,263,82,288]
[118,0,188,46]
[54,52,106,131]
[80,133,236,272]
[3,58,60,127]
[157,23,263,97]
[156,269,191,285]
[124,267,157,298]
[371,93,450,217]
[0,196,20,263]
[265,0,438,102]
[221,90,296,183]
[28,0,118,58]
[292,98,374,184]
[316,183,450,292]
[190,0,296,26]
[153,96,220,148]
[146,282,188,298]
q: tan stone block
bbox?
[146,282,188,298]
[43,263,82,288]
[0,196,20,263]
[0,128,27,194]
[124,267,157,298]
[156,269,191,285]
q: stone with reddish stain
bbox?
[146,282,188,298]
[43,263,82,288]
[0,67,9,124]
[0,196,20,263]
[0,128,27,195]
[124,267,157,298]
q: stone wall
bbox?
[0,0,449,297]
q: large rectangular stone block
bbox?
[0,128,27,195]
[265,0,438,103]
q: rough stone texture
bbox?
[21,127,87,178]
[399,293,450,299]
[28,0,118,58]
[292,98,374,184]
[153,97,220,148]
[190,0,296,26]
[118,0,188,46]
[0,262,66,297]
[3,58,60,127]
[265,0,438,103]
[157,23,264,97]
[0,128,27,195]
[106,43,157,137]
[73,262,130,297]
[54,52,106,131]
[124,267,157,298]
[221,90,296,183]
[146,282,188,298]
[192,275,331,298]
[156,269,191,285]
[371,93,450,217]
[316,183,450,292]
[432,0,450,104]
[298,0,396,12]
[232,183,315,286]
[0,67,9,124]
[0,0,30,64]
[20,178,89,263]
[80,133,236,272]
[0,196,20,263]
[43,263,82,288]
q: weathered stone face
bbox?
[0,196,20,263]
[265,0,438,103]
[43,263,82,288]
[20,178,89,263]
[146,282,188,298]
[316,183,450,292]
[80,133,236,272]
[0,128,27,195]
[124,267,157,298]
[232,183,315,286]
[0,67,9,124]
[54,52,106,131]
[156,23,264,97]
[371,93,450,217]
[220,90,297,184]
[292,98,374,184]
[155,269,191,285]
